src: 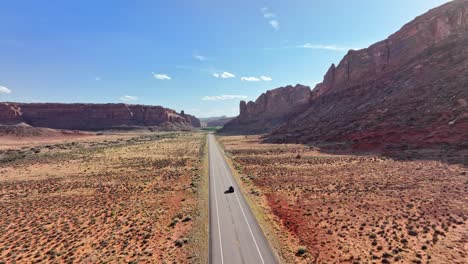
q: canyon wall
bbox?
[220,84,311,134]
[267,0,468,150]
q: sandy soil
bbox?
[0,132,206,263]
[0,130,143,151]
[218,135,467,264]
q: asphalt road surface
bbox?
[208,134,278,264]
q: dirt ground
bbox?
[0,129,141,151]
[218,135,467,264]
[0,132,207,263]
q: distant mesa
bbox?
[199,116,235,128]
[0,102,201,131]
[222,0,468,150]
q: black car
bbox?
[225,186,234,194]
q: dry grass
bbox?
[0,132,207,263]
[218,135,468,264]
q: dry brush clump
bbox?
[0,132,206,263]
[218,135,467,264]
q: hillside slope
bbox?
[267,0,468,150]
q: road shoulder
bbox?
[188,132,209,263]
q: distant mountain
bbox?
[0,103,201,131]
[220,84,311,134]
[199,116,235,127]
[224,0,468,150]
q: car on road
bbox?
[225,186,234,194]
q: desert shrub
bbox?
[382,252,393,258]
[175,239,184,247]
[169,218,179,227]
[31,148,41,154]
[296,246,307,256]
[182,216,192,222]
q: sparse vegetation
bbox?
[218,135,468,264]
[0,132,207,263]
[296,246,307,256]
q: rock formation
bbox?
[267,0,468,150]
[220,84,311,134]
[0,103,201,131]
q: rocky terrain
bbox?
[223,0,468,150]
[0,132,208,263]
[219,135,467,264]
[0,103,201,131]
[220,84,311,134]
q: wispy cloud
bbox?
[261,7,279,30]
[269,20,279,30]
[213,71,236,79]
[298,43,350,51]
[263,12,275,18]
[194,54,208,61]
[152,73,172,80]
[202,95,247,101]
[0,85,12,94]
[265,43,354,52]
[120,95,138,102]
[95,77,102,81]
[241,75,272,82]
[260,76,272,81]
[241,76,260,82]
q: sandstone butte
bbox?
[0,102,201,131]
[220,84,312,134]
[223,0,468,150]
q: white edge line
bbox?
[216,140,266,264]
[210,136,225,264]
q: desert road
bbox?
[208,134,278,264]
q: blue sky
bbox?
[0,0,450,117]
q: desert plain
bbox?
[218,135,467,264]
[0,131,208,263]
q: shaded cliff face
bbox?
[268,0,468,150]
[0,103,201,131]
[220,84,311,134]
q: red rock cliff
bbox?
[268,0,468,149]
[0,103,201,130]
[221,84,311,134]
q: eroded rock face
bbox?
[0,103,23,124]
[268,0,468,150]
[221,84,311,134]
[314,0,468,98]
[0,103,201,131]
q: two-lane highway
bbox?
[208,134,278,264]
